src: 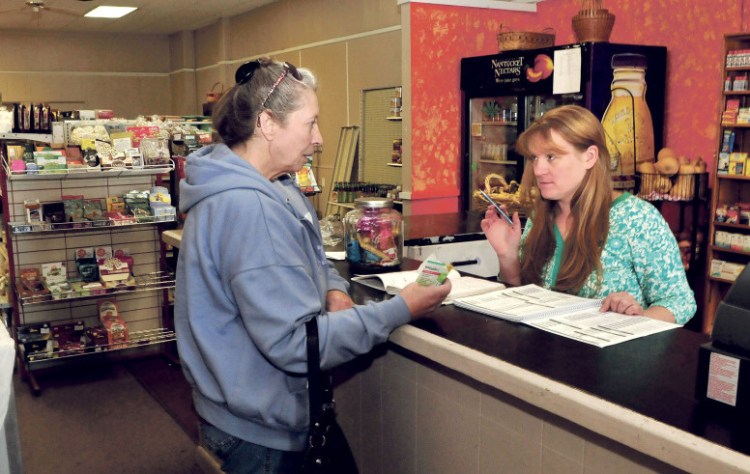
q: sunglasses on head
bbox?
[235,60,303,109]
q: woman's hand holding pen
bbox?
[481,206,522,259]
[481,205,523,285]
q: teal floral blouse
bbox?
[521,193,696,325]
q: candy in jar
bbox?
[343,198,402,270]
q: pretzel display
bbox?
[472,173,530,215]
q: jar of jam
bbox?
[343,198,402,271]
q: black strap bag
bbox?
[301,319,358,474]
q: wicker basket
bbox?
[497,26,555,52]
[636,172,708,202]
[572,9,615,43]
[473,173,529,215]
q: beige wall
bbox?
[0,30,171,117]
[174,0,402,216]
[1,0,403,218]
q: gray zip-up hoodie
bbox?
[175,143,410,451]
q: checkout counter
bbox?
[402,211,499,278]
[163,215,750,473]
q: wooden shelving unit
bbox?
[703,33,750,333]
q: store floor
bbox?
[13,355,202,473]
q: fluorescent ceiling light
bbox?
[85,6,138,19]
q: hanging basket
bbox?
[205,82,225,103]
[497,26,555,52]
[572,9,615,43]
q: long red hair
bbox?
[515,105,613,293]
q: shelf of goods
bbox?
[0,132,177,395]
[704,33,750,334]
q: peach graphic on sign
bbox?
[526,54,553,82]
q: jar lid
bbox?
[354,197,394,209]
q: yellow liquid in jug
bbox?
[601,73,655,177]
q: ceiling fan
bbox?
[0,1,79,19]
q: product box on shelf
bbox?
[17,322,53,360]
[41,262,67,285]
[126,125,160,147]
[67,280,90,298]
[24,199,42,224]
[85,326,109,351]
[94,246,113,262]
[123,190,153,222]
[715,230,731,249]
[75,248,99,283]
[47,281,73,300]
[41,202,66,225]
[33,150,67,172]
[150,201,176,220]
[113,249,134,275]
[51,321,86,355]
[18,267,51,303]
[105,211,137,226]
[77,110,96,120]
[83,199,106,223]
[716,151,728,174]
[729,153,747,175]
[139,137,170,166]
[98,257,130,283]
[62,195,86,224]
[105,196,126,213]
[98,300,129,349]
[64,147,86,172]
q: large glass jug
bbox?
[601,53,655,191]
[344,198,402,271]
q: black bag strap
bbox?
[306,318,322,420]
[303,318,360,474]
[305,319,333,422]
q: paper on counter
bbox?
[325,251,346,261]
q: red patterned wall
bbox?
[409,0,750,214]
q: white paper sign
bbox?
[706,352,740,406]
[553,47,582,95]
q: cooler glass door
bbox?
[524,94,585,128]
[468,96,519,212]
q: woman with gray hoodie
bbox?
[175,57,451,473]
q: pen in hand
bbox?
[479,190,513,225]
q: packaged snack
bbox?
[415,254,453,286]
[41,201,66,224]
[63,195,86,223]
[18,267,51,303]
[24,199,42,223]
[85,326,109,351]
[52,321,86,355]
[17,323,53,361]
[41,262,67,285]
[98,300,129,349]
[98,257,130,283]
[83,198,106,223]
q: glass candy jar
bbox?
[344,198,402,271]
